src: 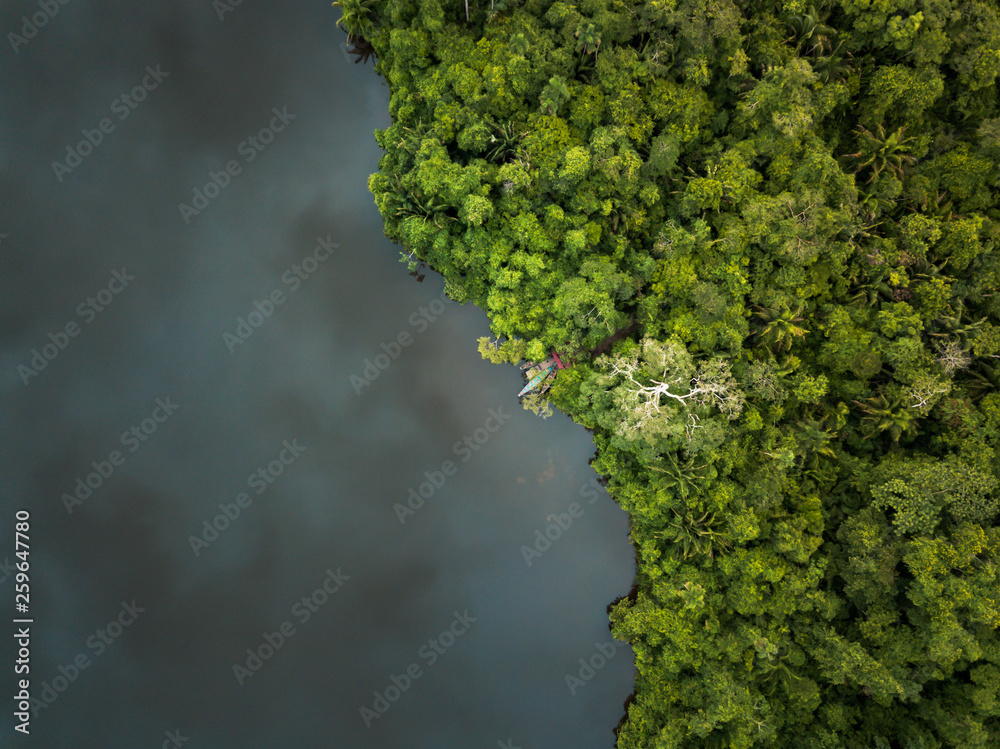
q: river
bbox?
[0,1,635,746]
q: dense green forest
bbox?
[337,0,1000,745]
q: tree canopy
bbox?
[346,0,1000,745]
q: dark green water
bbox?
[0,2,634,746]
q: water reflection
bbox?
[1,1,635,746]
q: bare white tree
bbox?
[906,372,952,410]
[935,339,971,375]
[600,338,745,439]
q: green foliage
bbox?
[332,0,379,42]
[476,336,526,364]
[362,0,1000,744]
[540,75,571,115]
[843,124,917,185]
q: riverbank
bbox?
[347,0,1000,746]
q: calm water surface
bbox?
[0,2,635,746]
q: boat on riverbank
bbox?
[518,351,567,397]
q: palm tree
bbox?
[852,393,919,442]
[574,22,601,60]
[753,305,810,353]
[387,176,454,228]
[332,0,378,43]
[785,4,837,55]
[509,33,530,58]
[644,453,709,501]
[656,508,730,560]
[929,310,987,347]
[485,121,526,163]
[842,124,917,184]
[793,419,838,460]
[848,265,893,308]
[914,190,954,221]
[812,42,852,83]
[908,256,954,284]
[540,76,571,115]
[486,0,510,22]
[788,418,839,481]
